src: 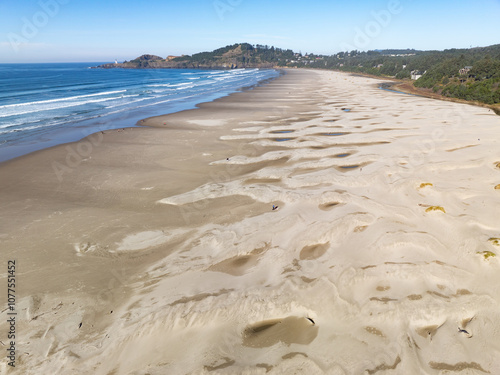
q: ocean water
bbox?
[0,63,280,162]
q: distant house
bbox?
[459,66,473,75]
[411,70,424,80]
[376,64,383,68]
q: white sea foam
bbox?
[0,90,127,110]
[147,82,193,88]
[104,96,149,109]
[0,95,139,118]
[0,123,59,134]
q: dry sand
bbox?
[1,69,500,374]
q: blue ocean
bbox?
[0,63,280,162]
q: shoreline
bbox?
[2,69,500,374]
[0,68,284,164]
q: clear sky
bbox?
[1,0,499,63]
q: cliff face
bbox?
[95,43,290,69]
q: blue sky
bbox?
[1,0,499,62]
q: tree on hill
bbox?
[98,42,500,105]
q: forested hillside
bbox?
[96,43,500,105]
[171,43,295,67]
[97,43,296,70]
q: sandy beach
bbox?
[1,69,500,374]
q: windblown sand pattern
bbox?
[1,70,500,374]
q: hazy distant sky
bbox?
[1,0,499,62]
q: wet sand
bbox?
[1,69,500,374]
